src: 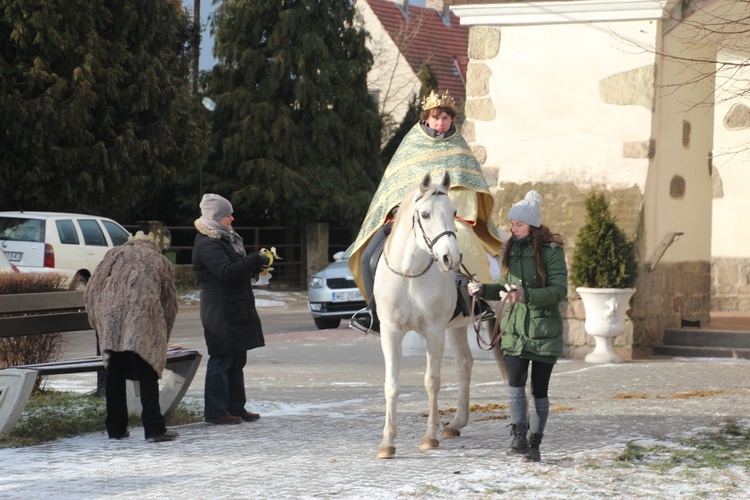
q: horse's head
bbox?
[412,171,462,272]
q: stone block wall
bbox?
[711,257,750,311]
[629,261,710,358]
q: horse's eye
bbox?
[453,210,457,218]
[421,211,430,220]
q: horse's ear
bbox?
[441,170,451,190]
[420,172,432,193]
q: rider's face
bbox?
[426,111,453,135]
[509,220,530,239]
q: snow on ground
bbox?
[178,287,303,308]
[3,290,750,498]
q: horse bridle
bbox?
[383,192,457,279]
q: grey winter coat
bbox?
[192,222,267,356]
[480,239,568,358]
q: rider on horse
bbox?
[349,90,504,334]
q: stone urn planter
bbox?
[576,287,635,363]
[570,192,639,364]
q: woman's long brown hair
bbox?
[502,224,564,287]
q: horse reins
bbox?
[459,262,514,351]
[383,193,457,279]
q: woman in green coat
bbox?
[468,190,567,462]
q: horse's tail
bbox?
[491,333,508,383]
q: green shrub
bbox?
[570,192,638,289]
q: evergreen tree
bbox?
[416,62,439,102]
[0,0,210,222]
[380,96,420,167]
[206,0,382,229]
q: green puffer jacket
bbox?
[479,239,568,358]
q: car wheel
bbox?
[313,317,341,330]
[71,273,89,291]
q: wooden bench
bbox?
[0,291,202,435]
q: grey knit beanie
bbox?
[507,190,542,228]
[200,194,233,222]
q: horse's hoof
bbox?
[441,428,461,439]
[419,437,440,450]
[377,446,396,459]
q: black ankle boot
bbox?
[523,433,543,462]
[507,422,528,454]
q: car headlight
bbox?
[309,276,324,288]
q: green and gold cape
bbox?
[349,123,504,299]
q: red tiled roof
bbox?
[365,0,469,110]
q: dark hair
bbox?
[420,105,457,121]
[502,224,564,287]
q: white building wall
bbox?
[476,20,657,192]
[712,51,750,259]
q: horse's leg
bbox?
[420,329,446,450]
[442,326,473,438]
[377,328,404,459]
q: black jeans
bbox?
[504,355,554,398]
[105,351,166,439]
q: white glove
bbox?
[498,283,513,300]
[467,282,484,296]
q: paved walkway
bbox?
[2,304,750,498]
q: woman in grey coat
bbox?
[192,194,270,425]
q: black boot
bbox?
[507,422,528,454]
[523,433,543,462]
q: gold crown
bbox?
[421,90,457,114]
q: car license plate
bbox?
[332,290,363,302]
[4,251,21,262]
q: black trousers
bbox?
[105,351,166,439]
[505,354,555,399]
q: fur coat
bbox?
[84,239,177,377]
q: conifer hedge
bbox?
[570,192,638,289]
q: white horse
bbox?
[373,170,502,459]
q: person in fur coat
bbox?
[192,194,270,425]
[85,234,179,442]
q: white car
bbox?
[0,211,131,288]
[0,249,20,273]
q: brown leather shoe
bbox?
[235,411,260,422]
[205,415,242,425]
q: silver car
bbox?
[307,244,366,329]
